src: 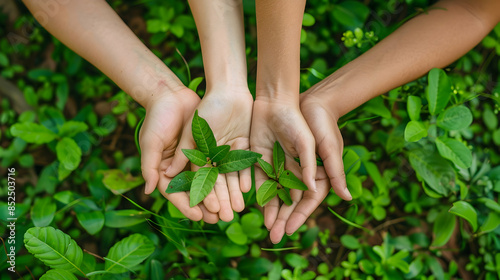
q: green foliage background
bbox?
[1,0,500,279]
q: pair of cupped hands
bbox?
[139,84,351,244]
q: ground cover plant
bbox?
[1,0,500,279]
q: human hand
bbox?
[139,88,204,221]
[250,97,318,242]
[299,92,352,201]
[166,86,254,222]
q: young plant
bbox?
[166,110,262,207]
[256,141,308,207]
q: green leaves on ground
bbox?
[167,111,261,207]
[409,148,455,196]
[256,141,308,206]
[189,167,219,207]
[105,233,155,273]
[24,226,83,273]
[31,197,56,227]
[426,68,451,116]
[404,121,427,142]
[449,201,478,232]
[431,210,456,247]
[11,122,57,144]
[437,105,473,131]
[435,137,472,169]
[56,137,82,171]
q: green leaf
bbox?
[404,121,427,142]
[209,145,230,162]
[437,105,473,130]
[340,235,361,249]
[217,150,262,174]
[426,68,451,115]
[241,212,264,240]
[222,243,249,258]
[31,197,56,227]
[58,121,88,138]
[435,137,472,169]
[302,13,315,26]
[190,167,219,207]
[273,141,286,177]
[409,149,455,195]
[279,170,307,190]
[182,149,208,167]
[104,210,150,228]
[343,148,361,174]
[483,106,498,130]
[431,210,456,247]
[11,122,57,144]
[364,96,392,119]
[256,179,278,206]
[40,269,78,280]
[332,1,370,28]
[105,233,155,273]
[100,169,144,195]
[188,77,204,92]
[285,253,308,270]
[449,201,478,232]
[76,211,105,235]
[328,207,372,233]
[480,212,500,233]
[407,96,422,121]
[226,222,248,245]
[278,188,292,206]
[191,110,217,156]
[56,137,82,171]
[257,158,276,179]
[24,226,83,273]
[166,171,196,193]
[346,174,362,199]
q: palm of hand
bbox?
[139,88,203,220]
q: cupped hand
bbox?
[139,87,203,221]
[250,97,317,243]
[300,92,352,201]
[166,86,254,222]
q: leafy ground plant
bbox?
[166,110,261,206]
[256,141,308,206]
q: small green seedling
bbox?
[166,110,262,207]
[256,141,308,207]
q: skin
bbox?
[167,0,252,222]
[22,0,209,221]
[279,0,500,242]
[251,0,329,244]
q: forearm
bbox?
[309,0,500,117]
[255,0,306,102]
[188,0,248,92]
[22,0,185,108]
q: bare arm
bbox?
[307,0,500,117]
[22,0,185,109]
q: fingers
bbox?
[285,179,330,235]
[227,172,245,212]
[139,132,163,195]
[317,126,352,201]
[199,204,219,224]
[269,189,303,244]
[157,178,203,221]
[165,123,195,178]
[295,132,317,192]
[239,167,252,193]
[213,174,234,222]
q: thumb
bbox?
[165,124,196,178]
[140,133,163,195]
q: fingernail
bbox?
[343,187,352,200]
[311,181,318,193]
[286,232,293,236]
[164,166,171,176]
